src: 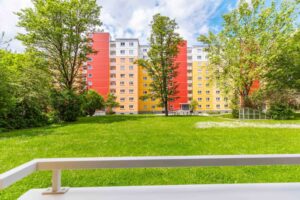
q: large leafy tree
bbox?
[17,0,102,91]
[136,14,183,116]
[0,50,51,129]
[199,0,299,109]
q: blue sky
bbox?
[0,0,289,52]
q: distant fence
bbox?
[239,108,270,120]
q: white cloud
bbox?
[1,0,229,51]
[0,0,32,52]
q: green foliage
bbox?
[264,29,300,92]
[51,90,82,122]
[105,93,119,114]
[268,103,295,120]
[17,0,102,90]
[199,0,299,108]
[136,14,183,116]
[0,50,51,130]
[82,90,104,116]
[189,100,198,112]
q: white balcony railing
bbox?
[2,155,300,199]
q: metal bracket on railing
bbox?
[42,169,69,195]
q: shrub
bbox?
[82,90,104,116]
[0,98,48,130]
[51,90,82,122]
[268,103,295,120]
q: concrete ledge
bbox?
[19,183,300,200]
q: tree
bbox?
[189,100,198,113]
[51,89,81,122]
[82,90,104,116]
[105,93,119,114]
[199,0,299,109]
[136,14,183,116]
[17,0,102,91]
[0,50,51,130]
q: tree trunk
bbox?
[164,100,168,116]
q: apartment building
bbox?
[84,32,230,114]
[113,39,140,114]
[85,33,110,97]
[191,46,230,113]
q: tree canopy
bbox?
[17,0,102,91]
[136,14,183,116]
[199,0,299,109]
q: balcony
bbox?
[2,155,300,200]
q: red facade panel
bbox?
[86,33,110,98]
[170,41,188,110]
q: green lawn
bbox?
[1,115,300,199]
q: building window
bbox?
[129,74,134,78]
[143,49,147,52]
[198,83,202,87]
[224,97,228,102]
[120,105,125,110]
[87,57,93,61]
[144,105,147,109]
[144,83,148,87]
[88,65,92,70]
[217,104,221,109]
[120,42,125,46]
[129,81,134,86]
[206,105,210,108]
[129,66,134,70]
[198,98,202,102]
[198,76,202,80]
[120,81,125,86]
[120,66,125,70]
[129,105,134,109]
[206,76,209,80]
[129,97,134,102]
[225,104,229,108]
[110,74,116,78]
[110,81,116,86]
[120,50,125,55]
[206,90,210,94]
[198,105,202,109]
[143,77,147,80]
[197,56,202,60]
[129,50,134,55]
[88,81,92,86]
[197,49,202,53]
[120,98,125,102]
[121,58,126,63]
[120,89,125,94]
[143,91,147,94]
[198,69,202,73]
[152,106,156,109]
[197,90,202,94]
[120,74,125,78]
[129,58,134,62]
[216,97,221,101]
[206,98,210,102]
[151,98,156,102]
[129,89,134,94]
[216,90,220,94]
[88,74,92,78]
[206,83,209,87]
[129,42,134,46]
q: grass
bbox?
[1,115,300,199]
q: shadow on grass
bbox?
[0,115,156,139]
